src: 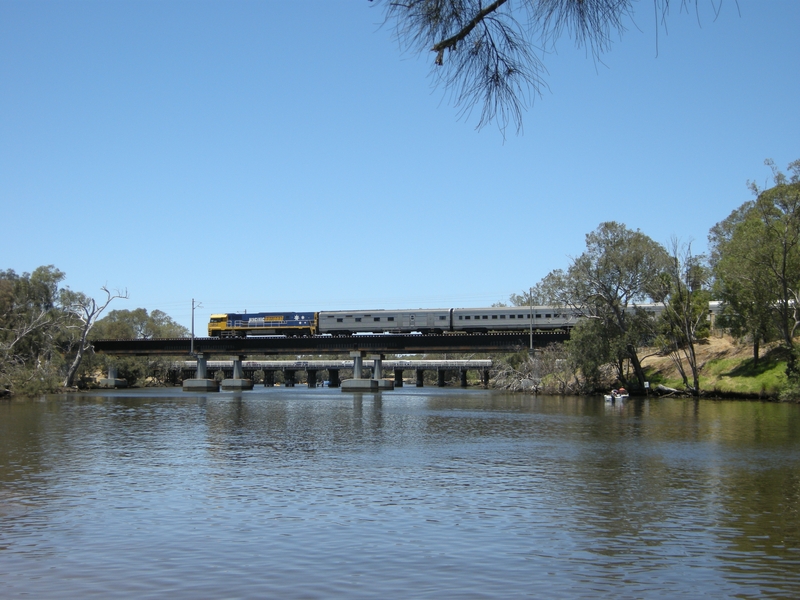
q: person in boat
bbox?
[617,387,627,396]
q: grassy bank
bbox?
[641,336,788,399]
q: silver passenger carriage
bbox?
[318,308,451,335]
[451,306,579,333]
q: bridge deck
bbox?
[92,332,568,356]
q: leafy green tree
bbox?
[709,200,776,366]
[535,221,670,389]
[0,266,68,395]
[748,160,800,369]
[710,159,800,380]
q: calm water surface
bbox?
[1,388,799,598]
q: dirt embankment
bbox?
[641,335,752,376]
[640,334,787,399]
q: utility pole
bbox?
[529,287,533,352]
[191,298,203,356]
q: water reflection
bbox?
[1,389,799,598]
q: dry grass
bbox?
[641,334,787,397]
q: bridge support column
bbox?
[307,369,317,388]
[369,354,394,390]
[416,369,424,387]
[183,353,220,392]
[328,369,340,388]
[342,351,378,392]
[394,369,404,387]
[460,370,468,387]
[483,368,490,388]
[221,356,254,391]
[284,370,296,387]
[100,365,127,388]
[437,370,446,387]
[264,370,275,387]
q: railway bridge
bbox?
[92,331,569,392]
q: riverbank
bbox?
[641,335,789,399]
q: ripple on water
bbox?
[0,390,799,598]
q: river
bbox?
[1,388,799,598]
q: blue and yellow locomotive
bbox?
[208,312,318,337]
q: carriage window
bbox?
[337,318,343,323]
[465,316,471,320]
[519,314,524,319]
[500,315,506,319]
[482,315,488,320]
[545,314,551,318]
[492,315,498,319]
[388,317,395,322]
[374,317,381,322]
[510,315,515,319]
[355,318,361,322]
[439,315,447,320]
[536,314,542,318]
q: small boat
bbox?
[604,389,629,401]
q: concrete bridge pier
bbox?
[221,356,254,391]
[483,368,490,387]
[307,369,318,388]
[184,353,220,391]
[416,369,424,387]
[342,351,378,392]
[460,370,469,387]
[369,354,394,390]
[284,369,296,387]
[437,370,446,387]
[394,369,404,387]
[100,365,127,388]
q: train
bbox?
[208,302,725,338]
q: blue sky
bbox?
[2,0,798,331]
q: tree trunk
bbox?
[63,322,91,388]
[627,344,646,389]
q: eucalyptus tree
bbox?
[0,266,67,395]
[536,221,670,389]
[748,160,800,370]
[710,159,800,376]
[62,286,129,388]
[709,200,776,365]
[655,238,711,395]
